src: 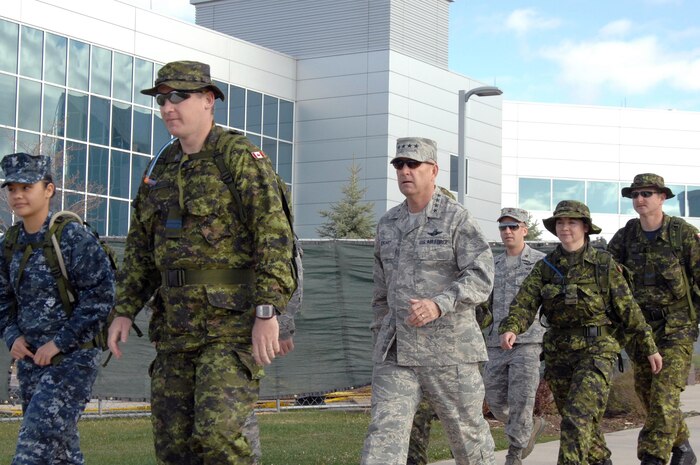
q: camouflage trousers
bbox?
[629,336,693,462]
[13,349,100,465]
[406,398,440,465]
[361,360,496,465]
[545,348,615,465]
[150,343,260,465]
[483,344,542,448]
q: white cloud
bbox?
[505,9,561,35]
[599,19,632,38]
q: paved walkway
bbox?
[431,383,700,465]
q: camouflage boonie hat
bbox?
[141,60,225,101]
[390,137,437,164]
[1,152,52,188]
[621,173,675,199]
[543,200,602,236]
[497,207,529,223]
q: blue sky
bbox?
[127,0,700,111]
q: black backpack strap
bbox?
[211,150,247,224]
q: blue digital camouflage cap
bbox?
[1,152,52,188]
[141,60,225,101]
[391,137,438,164]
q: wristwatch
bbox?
[255,304,276,319]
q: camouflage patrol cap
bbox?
[141,60,225,101]
[390,137,437,164]
[1,152,52,187]
[497,207,529,223]
[542,200,602,236]
[621,173,675,199]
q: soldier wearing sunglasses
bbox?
[608,174,700,465]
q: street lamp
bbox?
[457,86,503,205]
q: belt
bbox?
[554,325,611,338]
[642,307,667,322]
[161,268,255,287]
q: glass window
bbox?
[133,58,154,107]
[43,84,66,137]
[620,183,635,215]
[88,146,109,196]
[18,78,41,132]
[113,52,133,102]
[450,155,458,192]
[132,106,152,154]
[86,195,107,236]
[519,178,551,211]
[44,32,67,85]
[0,127,15,158]
[131,153,150,199]
[65,141,87,191]
[586,181,618,214]
[109,150,130,198]
[0,74,17,126]
[65,192,85,214]
[213,80,228,126]
[263,137,277,168]
[109,199,129,236]
[553,179,584,205]
[686,186,700,218]
[279,99,293,141]
[90,46,111,97]
[230,85,245,130]
[0,19,19,73]
[68,40,89,91]
[246,133,261,148]
[66,91,88,141]
[664,184,684,217]
[42,136,63,166]
[20,26,42,79]
[152,112,171,153]
[278,141,292,185]
[246,91,262,134]
[111,102,131,150]
[263,95,278,137]
[90,95,111,146]
[16,130,40,153]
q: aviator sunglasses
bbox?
[498,223,521,231]
[391,159,424,170]
[155,90,202,106]
[630,190,658,199]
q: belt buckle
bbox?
[167,269,185,287]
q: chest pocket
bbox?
[657,261,687,301]
[185,199,232,246]
[416,242,454,262]
[577,283,607,319]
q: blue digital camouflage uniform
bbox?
[608,204,700,463]
[500,211,658,465]
[361,181,496,465]
[0,214,115,465]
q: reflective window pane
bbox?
[230,85,245,129]
[132,106,152,154]
[113,52,133,102]
[153,112,171,153]
[90,46,111,97]
[0,19,19,73]
[16,130,40,153]
[109,199,129,236]
[664,184,684,217]
[263,137,277,168]
[246,90,262,134]
[111,102,131,150]
[20,26,43,79]
[246,133,261,148]
[620,182,635,215]
[686,186,700,218]
[133,58,153,107]
[66,91,88,141]
[0,127,15,159]
[65,192,85,215]
[587,181,618,214]
[0,74,17,126]
[263,95,278,137]
[279,99,293,141]
[278,141,292,184]
[18,78,41,131]
[131,153,150,199]
[65,142,87,191]
[519,178,551,211]
[109,149,130,198]
[88,146,109,196]
[553,179,584,205]
[90,95,110,146]
[44,32,67,85]
[213,80,228,126]
[68,40,89,91]
[43,84,66,137]
[86,195,107,236]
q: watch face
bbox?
[256,305,275,318]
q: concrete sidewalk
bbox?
[431,384,700,465]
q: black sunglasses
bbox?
[155,90,201,106]
[498,223,521,231]
[630,190,658,199]
[391,159,423,170]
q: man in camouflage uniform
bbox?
[608,174,700,465]
[0,152,116,464]
[361,137,496,465]
[500,200,661,465]
[107,61,295,465]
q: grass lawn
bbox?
[0,410,526,465]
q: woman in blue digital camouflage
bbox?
[0,152,116,465]
[499,200,662,465]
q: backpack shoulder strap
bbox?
[45,211,85,316]
[668,216,685,264]
[3,223,22,266]
[595,249,612,297]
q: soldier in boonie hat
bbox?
[497,207,529,224]
[1,152,52,187]
[141,60,225,101]
[390,137,438,164]
[621,173,675,199]
[542,200,602,236]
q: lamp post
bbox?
[457,86,503,205]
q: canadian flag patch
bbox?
[251,151,266,159]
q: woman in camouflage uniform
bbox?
[499,200,662,465]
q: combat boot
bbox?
[522,416,546,459]
[640,454,664,465]
[505,445,523,465]
[671,440,697,465]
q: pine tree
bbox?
[317,163,376,239]
[525,211,543,241]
